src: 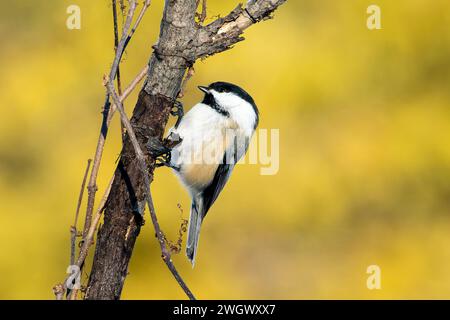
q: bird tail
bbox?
[186,195,204,267]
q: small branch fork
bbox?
[163,0,287,63]
[55,0,286,301]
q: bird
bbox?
[151,81,259,266]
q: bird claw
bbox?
[170,100,184,116]
[146,136,171,158]
[155,153,171,167]
[171,100,184,128]
[155,152,180,171]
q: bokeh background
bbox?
[0,0,449,299]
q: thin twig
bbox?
[123,0,152,50]
[76,176,114,268]
[63,65,147,299]
[53,284,64,301]
[67,175,114,300]
[195,0,207,24]
[112,0,125,138]
[69,288,79,300]
[119,0,126,15]
[112,0,123,96]
[178,66,195,98]
[120,65,149,101]
[56,65,146,301]
[200,0,207,24]
[106,80,196,300]
[70,159,92,266]
[108,0,137,83]
[163,204,188,254]
[82,0,138,241]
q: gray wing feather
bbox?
[201,134,250,218]
[201,158,233,218]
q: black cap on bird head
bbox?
[198,81,259,123]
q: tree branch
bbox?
[162,0,287,62]
[106,80,195,299]
[54,65,148,300]
[70,159,92,268]
[82,0,139,241]
[112,0,126,138]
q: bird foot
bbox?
[146,136,171,158]
[171,100,184,128]
[146,135,181,171]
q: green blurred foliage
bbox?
[0,0,449,299]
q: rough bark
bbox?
[85,92,172,299]
[85,0,286,300]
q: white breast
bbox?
[169,102,252,194]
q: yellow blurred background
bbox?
[0,0,449,299]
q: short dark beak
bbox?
[198,86,209,93]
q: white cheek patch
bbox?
[211,91,243,108]
[210,91,257,134]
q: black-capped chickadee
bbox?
[149,82,259,266]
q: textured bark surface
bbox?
[85,0,286,300]
[85,0,197,300]
[85,93,172,299]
